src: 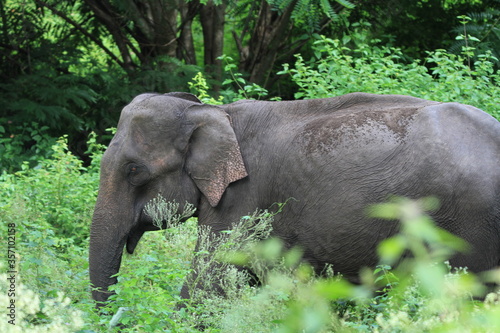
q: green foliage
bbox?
[1,0,99,135]
[0,59,200,172]
[101,207,276,331]
[0,122,56,173]
[219,55,270,102]
[0,68,100,162]
[270,0,355,32]
[362,198,500,333]
[373,197,469,269]
[450,8,500,68]
[280,22,500,119]
[189,72,224,105]
[0,71,97,130]
[104,224,197,331]
[189,59,271,104]
[0,270,85,332]
[349,0,493,64]
[1,135,102,244]
[0,133,105,331]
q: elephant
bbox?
[89,92,500,304]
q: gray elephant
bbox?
[90,92,500,304]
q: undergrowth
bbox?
[3,135,498,332]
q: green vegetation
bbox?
[1,135,499,331]
[1,1,499,331]
[280,20,500,118]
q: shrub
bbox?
[0,267,84,332]
[103,198,279,331]
[280,22,500,120]
[0,133,103,311]
[0,133,106,332]
[0,134,102,244]
[0,122,56,174]
[189,57,271,105]
[100,195,500,332]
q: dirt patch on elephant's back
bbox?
[297,107,419,155]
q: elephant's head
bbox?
[89,92,248,304]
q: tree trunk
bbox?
[83,0,137,70]
[178,0,201,65]
[200,1,227,89]
[120,0,179,62]
[84,0,183,68]
[240,0,297,88]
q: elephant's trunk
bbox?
[89,194,131,305]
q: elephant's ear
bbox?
[184,104,248,207]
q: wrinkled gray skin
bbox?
[90,92,500,303]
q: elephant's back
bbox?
[409,102,500,183]
[407,101,500,212]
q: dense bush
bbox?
[0,123,57,174]
[0,134,102,330]
[280,22,500,120]
[1,134,102,244]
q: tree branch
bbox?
[0,1,10,47]
[82,0,137,69]
[33,0,126,69]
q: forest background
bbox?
[1,0,500,332]
[1,0,500,168]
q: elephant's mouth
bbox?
[125,210,163,254]
[126,227,145,254]
[125,203,195,254]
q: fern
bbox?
[293,0,321,32]
[272,0,295,13]
[268,0,355,33]
[449,10,500,69]
[320,0,338,20]
[335,0,355,9]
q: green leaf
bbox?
[378,236,406,264]
[314,278,355,299]
[335,0,355,9]
[283,247,303,268]
[367,202,400,220]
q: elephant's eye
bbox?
[127,163,151,186]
